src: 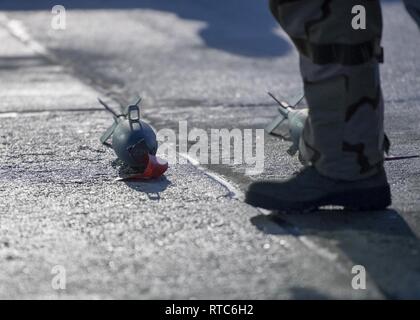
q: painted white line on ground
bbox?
[0,13,247,207]
[180,152,343,264]
[0,113,18,118]
[0,111,52,118]
[179,153,245,201]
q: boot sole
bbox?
[245,185,391,212]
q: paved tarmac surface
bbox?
[0,0,419,299]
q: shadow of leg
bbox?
[251,209,420,298]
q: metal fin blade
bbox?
[100,121,118,145]
[98,98,119,117]
[265,114,287,134]
[288,93,305,108]
[134,97,142,106]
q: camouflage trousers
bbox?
[270,0,419,181]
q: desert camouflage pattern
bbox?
[270,0,418,180]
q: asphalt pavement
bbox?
[0,0,419,299]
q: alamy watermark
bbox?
[157,121,265,175]
[352,5,367,30]
[351,265,366,290]
[51,5,66,30]
[51,265,66,290]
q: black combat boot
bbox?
[245,166,391,211]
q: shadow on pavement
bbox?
[123,176,171,200]
[0,0,291,58]
[251,209,420,299]
[110,158,171,200]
